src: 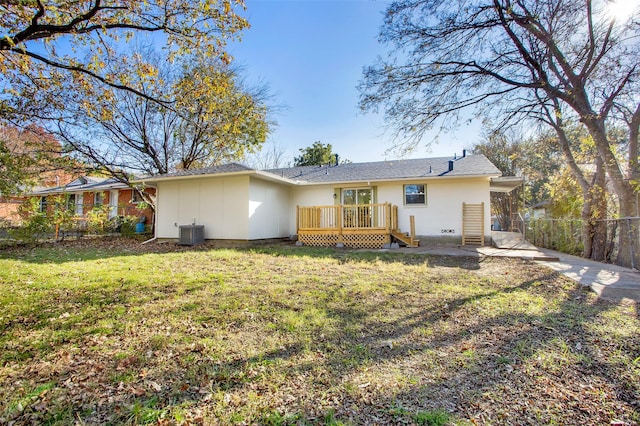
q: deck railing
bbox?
[297,203,398,232]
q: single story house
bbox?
[31,176,155,226]
[0,172,80,227]
[137,152,521,248]
[0,195,25,226]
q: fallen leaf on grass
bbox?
[130,386,145,397]
[148,381,162,392]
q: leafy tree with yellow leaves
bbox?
[0,0,248,119]
[54,50,271,180]
[1,1,272,208]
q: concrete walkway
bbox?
[383,242,640,303]
[491,231,538,250]
[534,248,640,303]
[489,231,639,302]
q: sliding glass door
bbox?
[342,188,373,228]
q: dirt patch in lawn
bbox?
[0,238,638,425]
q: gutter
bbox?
[134,169,299,186]
[133,169,258,185]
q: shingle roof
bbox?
[140,163,254,181]
[137,154,501,184]
[265,154,501,183]
[31,176,129,195]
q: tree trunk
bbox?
[492,192,512,231]
[582,157,607,261]
[583,119,639,267]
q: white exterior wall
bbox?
[376,178,491,236]
[248,177,291,239]
[290,177,492,237]
[155,174,492,240]
[289,185,336,235]
[155,176,250,240]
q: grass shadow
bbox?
[1,242,638,424]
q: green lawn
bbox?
[0,239,638,425]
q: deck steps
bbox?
[391,230,419,248]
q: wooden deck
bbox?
[297,203,418,248]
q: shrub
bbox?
[9,197,53,244]
[86,205,112,234]
[119,216,140,236]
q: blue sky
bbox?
[228,0,479,164]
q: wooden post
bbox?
[337,205,343,243]
[385,203,391,231]
[481,201,485,246]
[410,215,416,240]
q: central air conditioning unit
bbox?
[178,224,205,246]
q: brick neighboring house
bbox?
[0,125,82,226]
[1,173,79,226]
[30,176,155,229]
[0,195,25,226]
[0,163,83,226]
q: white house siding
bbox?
[290,177,491,238]
[289,185,336,235]
[248,177,291,239]
[376,178,491,237]
[155,176,250,240]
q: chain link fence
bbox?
[0,215,148,245]
[526,217,640,268]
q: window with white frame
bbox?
[404,184,427,205]
[94,191,104,206]
[341,187,372,205]
[66,194,76,211]
[75,192,84,215]
[131,190,143,203]
[108,190,118,218]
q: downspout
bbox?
[141,236,157,245]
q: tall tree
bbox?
[0,1,254,204]
[473,131,527,232]
[245,140,289,170]
[0,125,78,196]
[0,1,248,122]
[477,126,611,260]
[294,141,346,167]
[53,51,271,206]
[172,59,271,170]
[360,0,640,266]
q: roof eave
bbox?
[490,176,524,193]
[134,169,258,184]
[253,170,299,185]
